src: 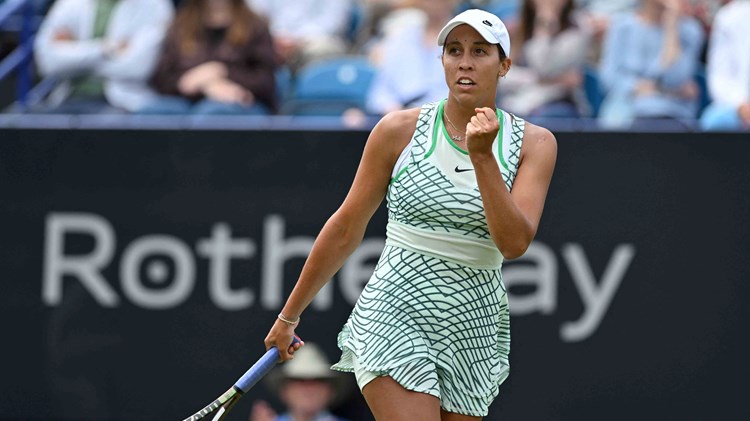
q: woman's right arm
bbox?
[264,108,419,360]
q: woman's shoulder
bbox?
[520,121,558,160]
[367,107,422,157]
[374,107,422,138]
[522,121,556,141]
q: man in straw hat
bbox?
[250,343,350,421]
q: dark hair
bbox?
[514,0,575,60]
[497,45,507,60]
[174,0,263,56]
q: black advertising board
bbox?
[1,129,748,420]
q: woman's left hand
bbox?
[466,107,499,157]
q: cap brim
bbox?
[437,21,498,46]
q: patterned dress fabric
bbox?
[332,100,525,416]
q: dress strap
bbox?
[503,112,525,191]
[410,101,440,165]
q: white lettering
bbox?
[40,213,636,342]
[261,215,314,308]
[42,213,119,306]
[560,243,636,342]
[120,236,195,309]
[196,223,255,310]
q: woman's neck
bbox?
[445,98,495,126]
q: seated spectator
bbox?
[364,0,459,117]
[32,0,174,114]
[574,0,638,64]
[682,0,727,34]
[358,1,429,64]
[498,0,591,119]
[597,0,704,129]
[247,0,353,73]
[140,0,277,115]
[700,0,750,131]
[349,0,408,58]
[249,343,350,421]
[681,0,728,62]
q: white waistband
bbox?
[385,220,503,270]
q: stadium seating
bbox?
[275,65,294,106]
[583,65,603,118]
[280,56,375,116]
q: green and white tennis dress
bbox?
[332,99,525,416]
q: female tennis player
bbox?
[264,9,557,420]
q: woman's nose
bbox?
[459,57,473,70]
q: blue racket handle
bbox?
[234,336,301,393]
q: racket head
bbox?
[208,392,241,421]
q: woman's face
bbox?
[202,0,233,26]
[441,24,508,107]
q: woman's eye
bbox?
[474,48,487,55]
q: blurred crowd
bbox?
[2,0,748,131]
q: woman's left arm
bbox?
[468,109,557,259]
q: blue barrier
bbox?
[0,0,36,108]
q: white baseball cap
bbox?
[437,9,511,57]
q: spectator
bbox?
[597,0,704,129]
[681,0,728,62]
[247,0,353,73]
[32,0,174,113]
[682,0,727,34]
[249,343,350,421]
[359,1,428,64]
[349,0,408,58]
[139,0,277,115]
[364,0,459,117]
[574,0,637,63]
[498,0,591,119]
[700,0,750,131]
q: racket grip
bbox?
[234,336,301,393]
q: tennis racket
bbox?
[183,335,302,421]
